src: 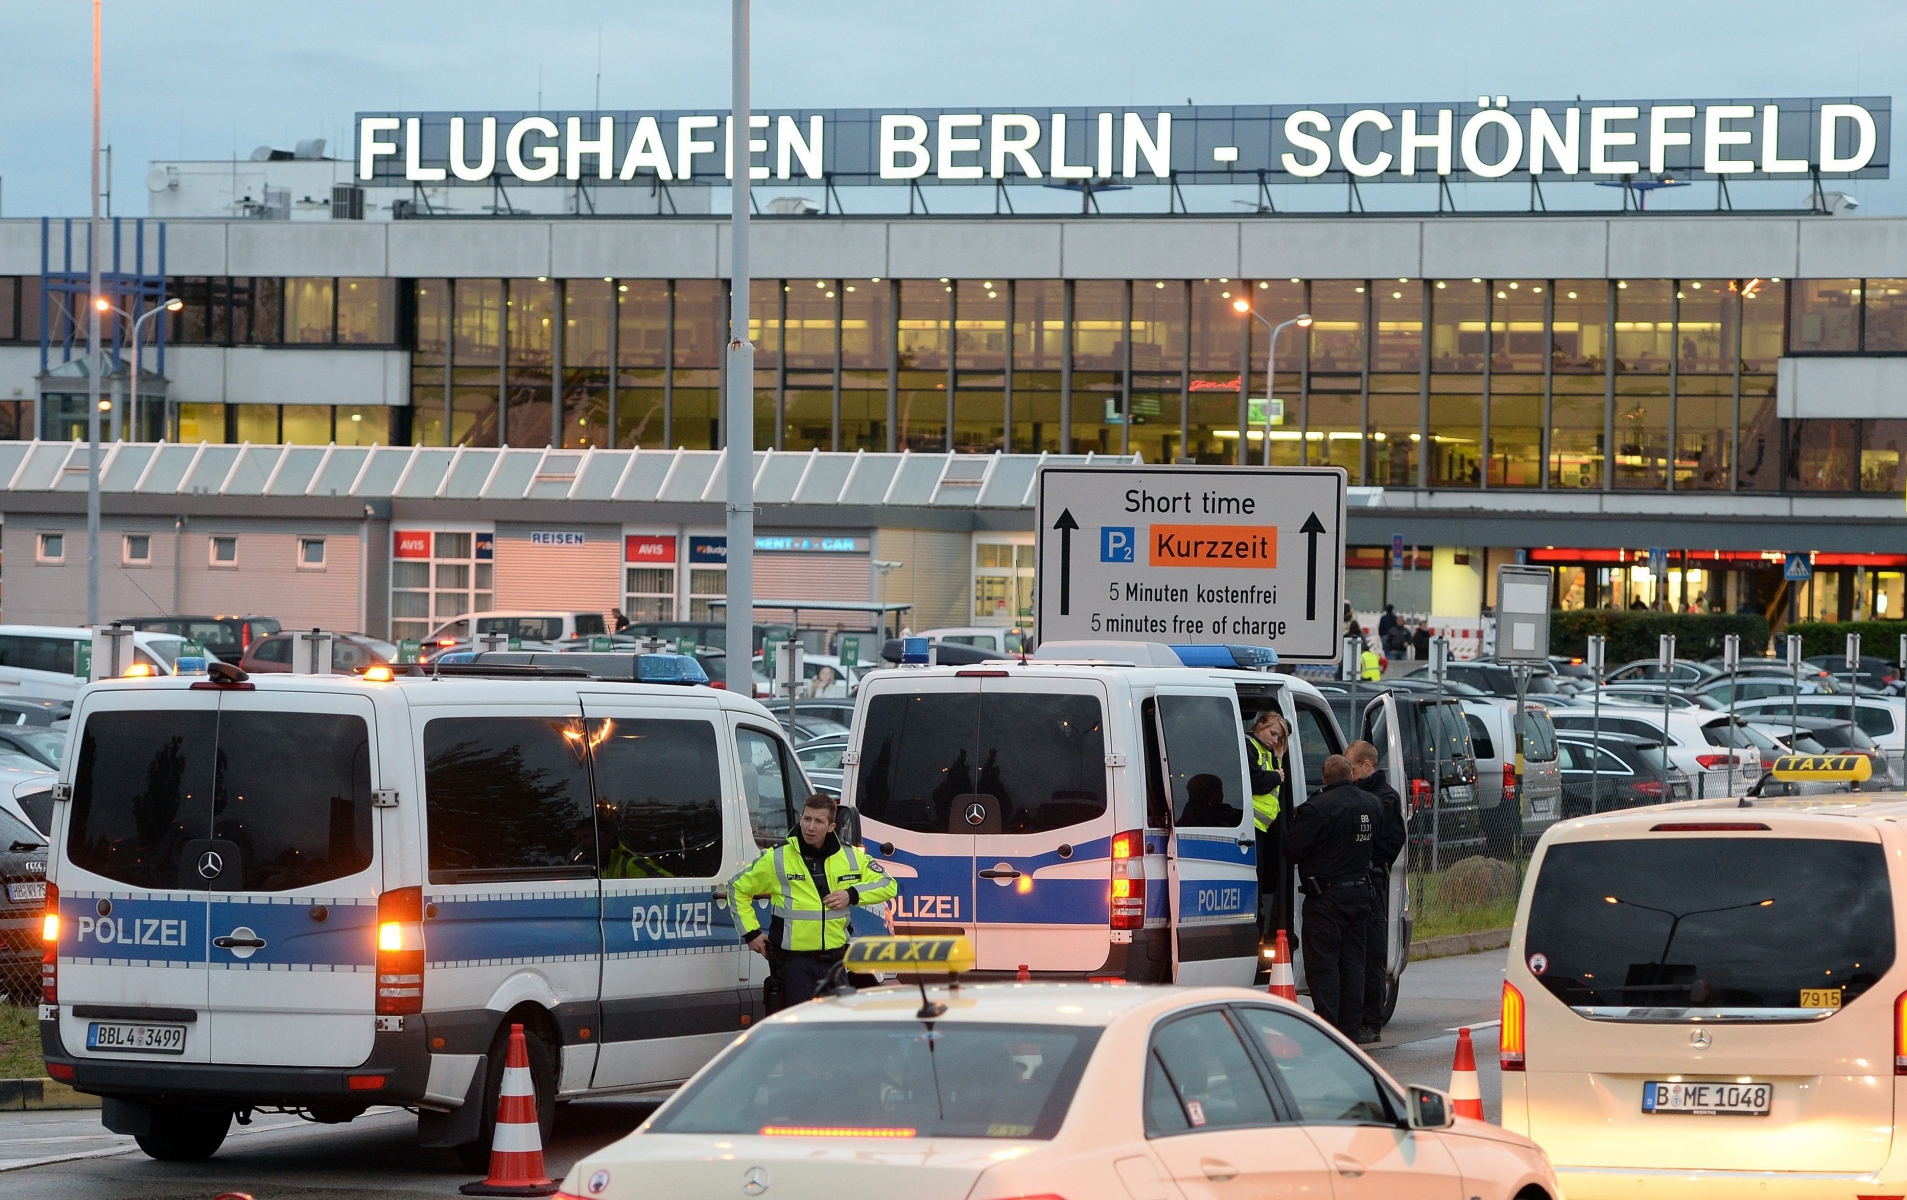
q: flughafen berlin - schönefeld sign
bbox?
[356,99,1888,187]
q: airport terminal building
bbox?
[0,98,1901,641]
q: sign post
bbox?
[1658,633,1676,790]
[1586,634,1605,812]
[1848,632,1863,780]
[1495,564,1549,839]
[1722,632,1741,797]
[1033,464,1347,660]
[1786,632,1805,751]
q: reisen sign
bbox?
[1035,464,1346,661]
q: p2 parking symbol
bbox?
[1101,526,1135,562]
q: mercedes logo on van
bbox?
[196,850,224,880]
[964,802,987,827]
[741,1165,771,1195]
[1690,1028,1712,1049]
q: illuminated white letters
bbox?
[358,117,400,181]
[506,117,560,181]
[1282,111,1331,177]
[1528,108,1579,174]
[1049,113,1093,179]
[1703,105,1755,174]
[677,115,719,179]
[880,115,930,180]
[1461,109,1522,178]
[1339,110,1394,177]
[991,114,1042,179]
[1123,112,1171,178]
[1589,106,1641,173]
[1761,105,1808,173]
[567,116,614,180]
[1648,105,1695,174]
[937,114,984,180]
[1097,112,1114,178]
[725,114,770,180]
[618,115,672,181]
[1399,108,1452,175]
[778,115,822,180]
[405,117,445,181]
[450,116,497,181]
[1820,104,1877,172]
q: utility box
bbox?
[1495,565,1552,661]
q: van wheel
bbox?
[454,1021,557,1173]
[134,1106,231,1162]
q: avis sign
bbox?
[1035,465,1346,662]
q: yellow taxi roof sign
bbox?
[1769,754,1872,783]
[844,935,975,975]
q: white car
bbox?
[422,610,609,646]
[1548,705,1759,798]
[917,625,1032,655]
[559,971,1560,1200]
[0,625,188,701]
[1732,694,1902,753]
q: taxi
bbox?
[1504,755,1907,1199]
[556,936,1559,1200]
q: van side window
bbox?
[423,716,595,882]
[0,636,77,674]
[212,711,374,891]
[68,710,219,890]
[1291,702,1341,796]
[1156,695,1245,829]
[1465,714,1495,759]
[1140,698,1171,829]
[592,718,725,877]
[737,727,796,847]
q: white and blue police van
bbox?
[36,654,813,1164]
[840,639,1409,998]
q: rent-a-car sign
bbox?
[1035,465,1346,661]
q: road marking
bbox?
[1448,1020,1501,1032]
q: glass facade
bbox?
[0,264,1898,494]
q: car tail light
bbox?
[1501,981,1525,1071]
[1896,992,1907,1075]
[1695,753,1732,770]
[1110,830,1145,930]
[1502,763,1517,805]
[1633,780,1665,799]
[1408,778,1432,813]
[1651,822,1771,832]
[40,881,57,1005]
[376,886,424,1016]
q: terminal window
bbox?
[392,530,493,644]
[209,536,237,566]
[36,533,62,564]
[122,535,150,565]
[299,538,326,568]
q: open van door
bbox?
[1149,688,1257,986]
[1362,694,1411,1023]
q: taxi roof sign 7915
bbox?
[1035,465,1346,662]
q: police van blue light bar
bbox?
[636,653,710,685]
[901,636,932,665]
[1169,644,1279,669]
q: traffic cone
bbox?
[1266,929,1298,1002]
[1016,963,1030,982]
[1449,1027,1484,1120]
[460,1024,558,1197]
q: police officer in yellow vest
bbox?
[731,793,901,1005]
[1246,712,1290,936]
[1359,639,1383,681]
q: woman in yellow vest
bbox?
[1247,712,1290,938]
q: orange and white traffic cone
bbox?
[1016,963,1030,982]
[460,1024,558,1197]
[1449,1026,1484,1121]
[1266,929,1298,1002]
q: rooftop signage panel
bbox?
[356,99,1888,188]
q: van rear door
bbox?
[204,689,383,1067]
[1150,687,1256,985]
[54,689,220,1066]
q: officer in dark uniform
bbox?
[1348,740,1407,1044]
[1281,753,1383,1038]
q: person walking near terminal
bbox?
[1282,754,1382,1038]
[1347,740,1406,1044]
[731,793,900,1006]
[1245,711,1290,937]
[1359,639,1383,681]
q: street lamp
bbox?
[96,295,183,441]
[1233,301,1312,466]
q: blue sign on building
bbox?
[689,536,727,565]
[1784,552,1813,582]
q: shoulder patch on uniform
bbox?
[869,861,885,874]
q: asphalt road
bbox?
[0,950,1508,1196]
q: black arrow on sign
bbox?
[1053,508,1079,616]
[1300,512,1326,621]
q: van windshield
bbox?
[1525,837,1894,1020]
[856,691,1107,834]
[1517,710,1558,762]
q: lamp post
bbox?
[1232,302,1311,466]
[85,0,102,627]
[721,0,755,686]
[99,296,182,442]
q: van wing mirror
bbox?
[1405,1084,1455,1129]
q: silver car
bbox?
[1460,698,1564,852]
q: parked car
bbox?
[115,615,279,665]
[0,625,188,700]
[1548,705,1759,798]
[0,804,46,1003]
[240,632,398,675]
[1555,730,1691,816]
[793,732,849,797]
[1804,653,1901,692]
[918,625,1033,655]
[0,725,67,770]
[424,611,609,647]
[1697,674,1839,704]
[1322,682,1482,868]
[1459,700,1564,851]
[620,620,796,655]
[0,699,69,726]
[1592,683,1723,709]
[1405,659,1566,699]
[1604,658,1721,686]
[760,698,855,742]
[1742,714,1896,787]
[1732,694,1903,752]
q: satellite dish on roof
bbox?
[293,138,327,160]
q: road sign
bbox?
[1391,534,1405,571]
[1648,547,1667,576]
[839,635,861,667]
[1495,564,1552,661]
[1784,552,1813,582]
[1034,464,1347,661]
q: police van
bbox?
[840,640,1410,1003]
[36,656,813,1164]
